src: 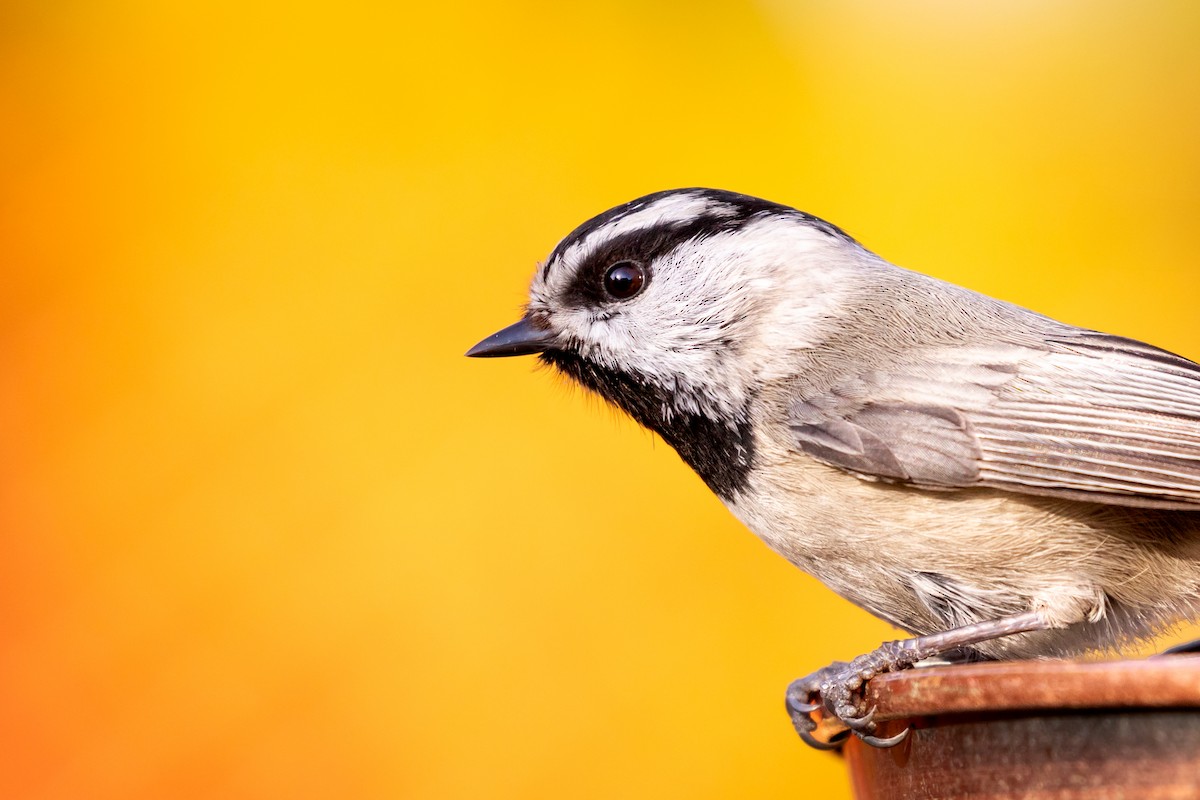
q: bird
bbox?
[466,187,1200,748]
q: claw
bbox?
[860,726,911,749]
[796,727,844,751]
[788,699,843,751]
[786,698,820,715]
[842,706,876,732]
[786,656,903,751]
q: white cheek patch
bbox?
[632,220,857,390]
[740,227,856,371]
[531,211,862,421]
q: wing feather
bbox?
[788,332,1200,509]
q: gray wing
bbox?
[789,332,1200,509]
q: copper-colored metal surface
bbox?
[841,655,1200,800]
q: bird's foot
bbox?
[784,662,851,750]
[786,642,916,750]
[785,612,1053,750]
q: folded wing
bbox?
[789,332,1200,509]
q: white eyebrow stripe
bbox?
[559,193,731,267]
[603,193,730,236]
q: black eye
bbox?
[602,261,646,300]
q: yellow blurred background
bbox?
[2,1,1198,797]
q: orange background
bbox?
[2,2,1199,798]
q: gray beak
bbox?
[465,317,556,358]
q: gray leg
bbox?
[786,611,1049,749]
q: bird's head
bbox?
[468,188,861,429]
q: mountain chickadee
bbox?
[467,188,1200,748]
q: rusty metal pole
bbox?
[839,656,1200,800]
